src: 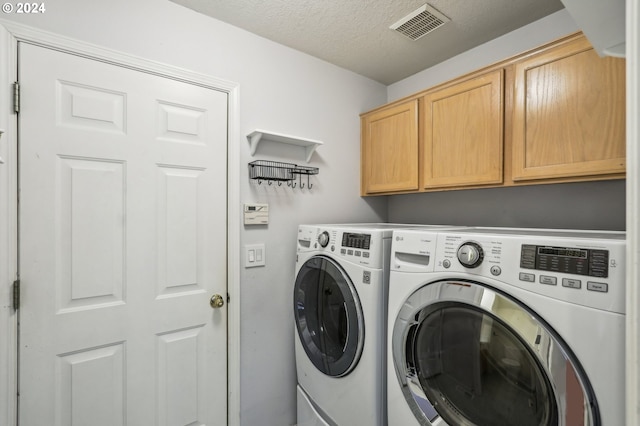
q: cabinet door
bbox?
[361,100,419,194]
[422,70,504,189]
[512,36,626,181]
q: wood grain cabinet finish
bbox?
[361,99,419,194]
[422,70,504,189]
[359,33,626,196]
[512,36,626,181]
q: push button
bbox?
[519,273,535,283]
[539,275,557,286]
[562,278,582,289]
[587,282,608,293]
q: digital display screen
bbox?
[520,245,608,278]
[538,247,588,259]
[342,233,371,249]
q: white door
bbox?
[18,42,228,425]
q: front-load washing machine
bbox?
[387,227,625,426]
[294,224,451,426]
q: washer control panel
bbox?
[317,231,330,247]
[342,232,372,250]
[297,225,388,269]
[520,245,609,278]
[390,228,626,313]
[457,242,484,268]
[337,232,373,262]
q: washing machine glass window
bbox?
[294,255,365,377]
[392,280,599,426]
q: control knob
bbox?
[457,242,484,268]
[318,231,330,248]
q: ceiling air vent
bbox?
[390,4,450,41]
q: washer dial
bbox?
[318,231,330,248]
[457,242,484,268]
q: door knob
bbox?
[210,294,225,308]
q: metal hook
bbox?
[268,180,273,185]
[307,174,313,190]
[299,173,305,189]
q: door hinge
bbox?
[226,293,230,304]
[13,82,20,113]
[12,279,20,311]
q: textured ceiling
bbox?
[170,0,565,85]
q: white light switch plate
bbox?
[245,243,266,268]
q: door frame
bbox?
[0,19,241,426]
[627,1,640,426]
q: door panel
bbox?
[361,100,419,194]
[18,42,228,425]
[511,36,626,180]
[422,70,504,189]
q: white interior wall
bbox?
[385,10,626,232]
[387,10,579,102]
[0,1,388,425]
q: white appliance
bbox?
[294,224,450,426]
[387,227,625,426]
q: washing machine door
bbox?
[294,255,364,377]
[392,279,599,426]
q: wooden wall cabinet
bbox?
[361,99,419,194]
[512,36,626,181]
[422,70,504,189]
[360,33,626,196]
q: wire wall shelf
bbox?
[248,160,319,189]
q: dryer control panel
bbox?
[391,228,626,314]
[342,232,371,250]
[297,225,390,269]
[520,245,609,278]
